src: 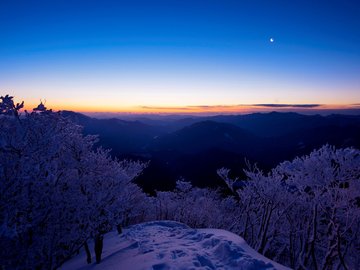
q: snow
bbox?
[62,221,290,270]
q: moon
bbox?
[270,38,274,43]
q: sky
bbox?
[1,0,360,114]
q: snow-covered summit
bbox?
[62,221,290,270]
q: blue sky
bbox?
[1,0,359,112]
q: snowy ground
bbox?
[62,221,290,270]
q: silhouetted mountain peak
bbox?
[150,120,258,155]
[177,120,252,137]
[60,110,92,122]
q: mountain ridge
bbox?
[59,110,360,192]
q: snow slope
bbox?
[62,221,290,270]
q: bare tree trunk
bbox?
[243,212,249,240]
[117,224,122,234]
[299,218,311,269]
[94,234,104,264]
[309,204,318,270]
[289,230,295,269]
[84,241,91,264]
[336,228,349,270]
[258,203,274,254]
[257,203,268,242]
[322,209,338,270]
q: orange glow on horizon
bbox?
[23,101,360,115]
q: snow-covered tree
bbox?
[0,96,146,269]
[219,145,360,270]
[275,145,360,269]
[218,165,292,256]
[0,94,24,117]
[153,180,239,230]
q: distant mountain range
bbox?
[61,111,360,193]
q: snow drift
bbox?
[62,221,290,270]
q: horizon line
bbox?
[20,103,360,114]
[20,103,360,117]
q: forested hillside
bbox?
[62,110,360,192]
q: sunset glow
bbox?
[20,102,360,116]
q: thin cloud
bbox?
[140,104,322,111]
[140,106,192,111]
[253,104,321,108]
[188,105,239,109]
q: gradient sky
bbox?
[1,0,360,113]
